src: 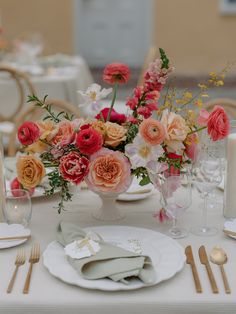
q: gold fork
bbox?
[23,243,40,294]
[7,249,26,293]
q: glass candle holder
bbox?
[4,189,32,226]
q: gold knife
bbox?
[199,245,219,293]
[185,246,202,293]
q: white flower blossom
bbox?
[77,83,112,111]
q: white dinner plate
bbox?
[224,219,236,239]
[0,223,31,249]
[117,191,154,201]
[43,225,185,291]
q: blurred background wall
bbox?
[0,0,74,55]
[154,0,236,75]
[0,0,235,75]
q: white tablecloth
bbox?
[0,188,235,314]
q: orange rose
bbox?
[104,122,127,147]
[139,118,165,145]
[16,155,45,189]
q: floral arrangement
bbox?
[14,48,230,213]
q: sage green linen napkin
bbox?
[57,222,156,284]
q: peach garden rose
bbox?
[85,148,132,194]
[161,110,189,152]
[104,122,127,147]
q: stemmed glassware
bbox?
[160,173,192,239]
[191,152,222,236]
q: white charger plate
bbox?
[43,225,185,291]
[0,223,31,249]
[117,190,154,201]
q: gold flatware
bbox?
[7,249,25,293]
[223,229,236,237]
[23,243,40,294]
[199,245,218,293]
[210,246,231,294]
[185,245,202,293]
[0,235,31,241]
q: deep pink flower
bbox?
[207,105,230,141]
[18,121,40,146]
[126,97,139,110]
[127,116,139,124]
[76,128,103,155]
[137,106,152,119]
[103,63,130,85]
[59,151,89,185]
[95,108,126,124]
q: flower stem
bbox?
[107,83,118,121]
[188,126,206,135]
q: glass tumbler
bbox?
[4,189,32,226]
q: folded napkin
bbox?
[57,222,156,284]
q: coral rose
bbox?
[18,121,40,146]
[59,151,89,185]
[95,108,126,124]
[10,177,35,197]
[75,128,103,155]
[161,110,189,152]
[16,155,45,189]
[52,121,75,146]
[139,118,165,145]
[85,148,132,194]
[103,63,130,85]
[104,122,127,147]
[207,105,230,141]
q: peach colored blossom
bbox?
[104,122,127,147]
[52,120,75,146]
[139,118,165,145]
[184,133,200,161]
[85,148,132,194]
[16,155,45,189]
[91,120,106,137]
[161,110,189,152]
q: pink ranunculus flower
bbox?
[207,105,230,141]
[59,151,89,185]
[103,63,130,85]
[52,120,75,146]
[197,109,209,126]
[139,118,165,145]
[85,148,132,194]
[18,121,40,146]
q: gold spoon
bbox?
[210,246,231,294]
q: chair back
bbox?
[0,66,36,122]
[8,98,80,156]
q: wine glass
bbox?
[4,189,32,227]
[191,154,222,236]
[160,173,192,239]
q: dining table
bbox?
[0,186,235,314]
